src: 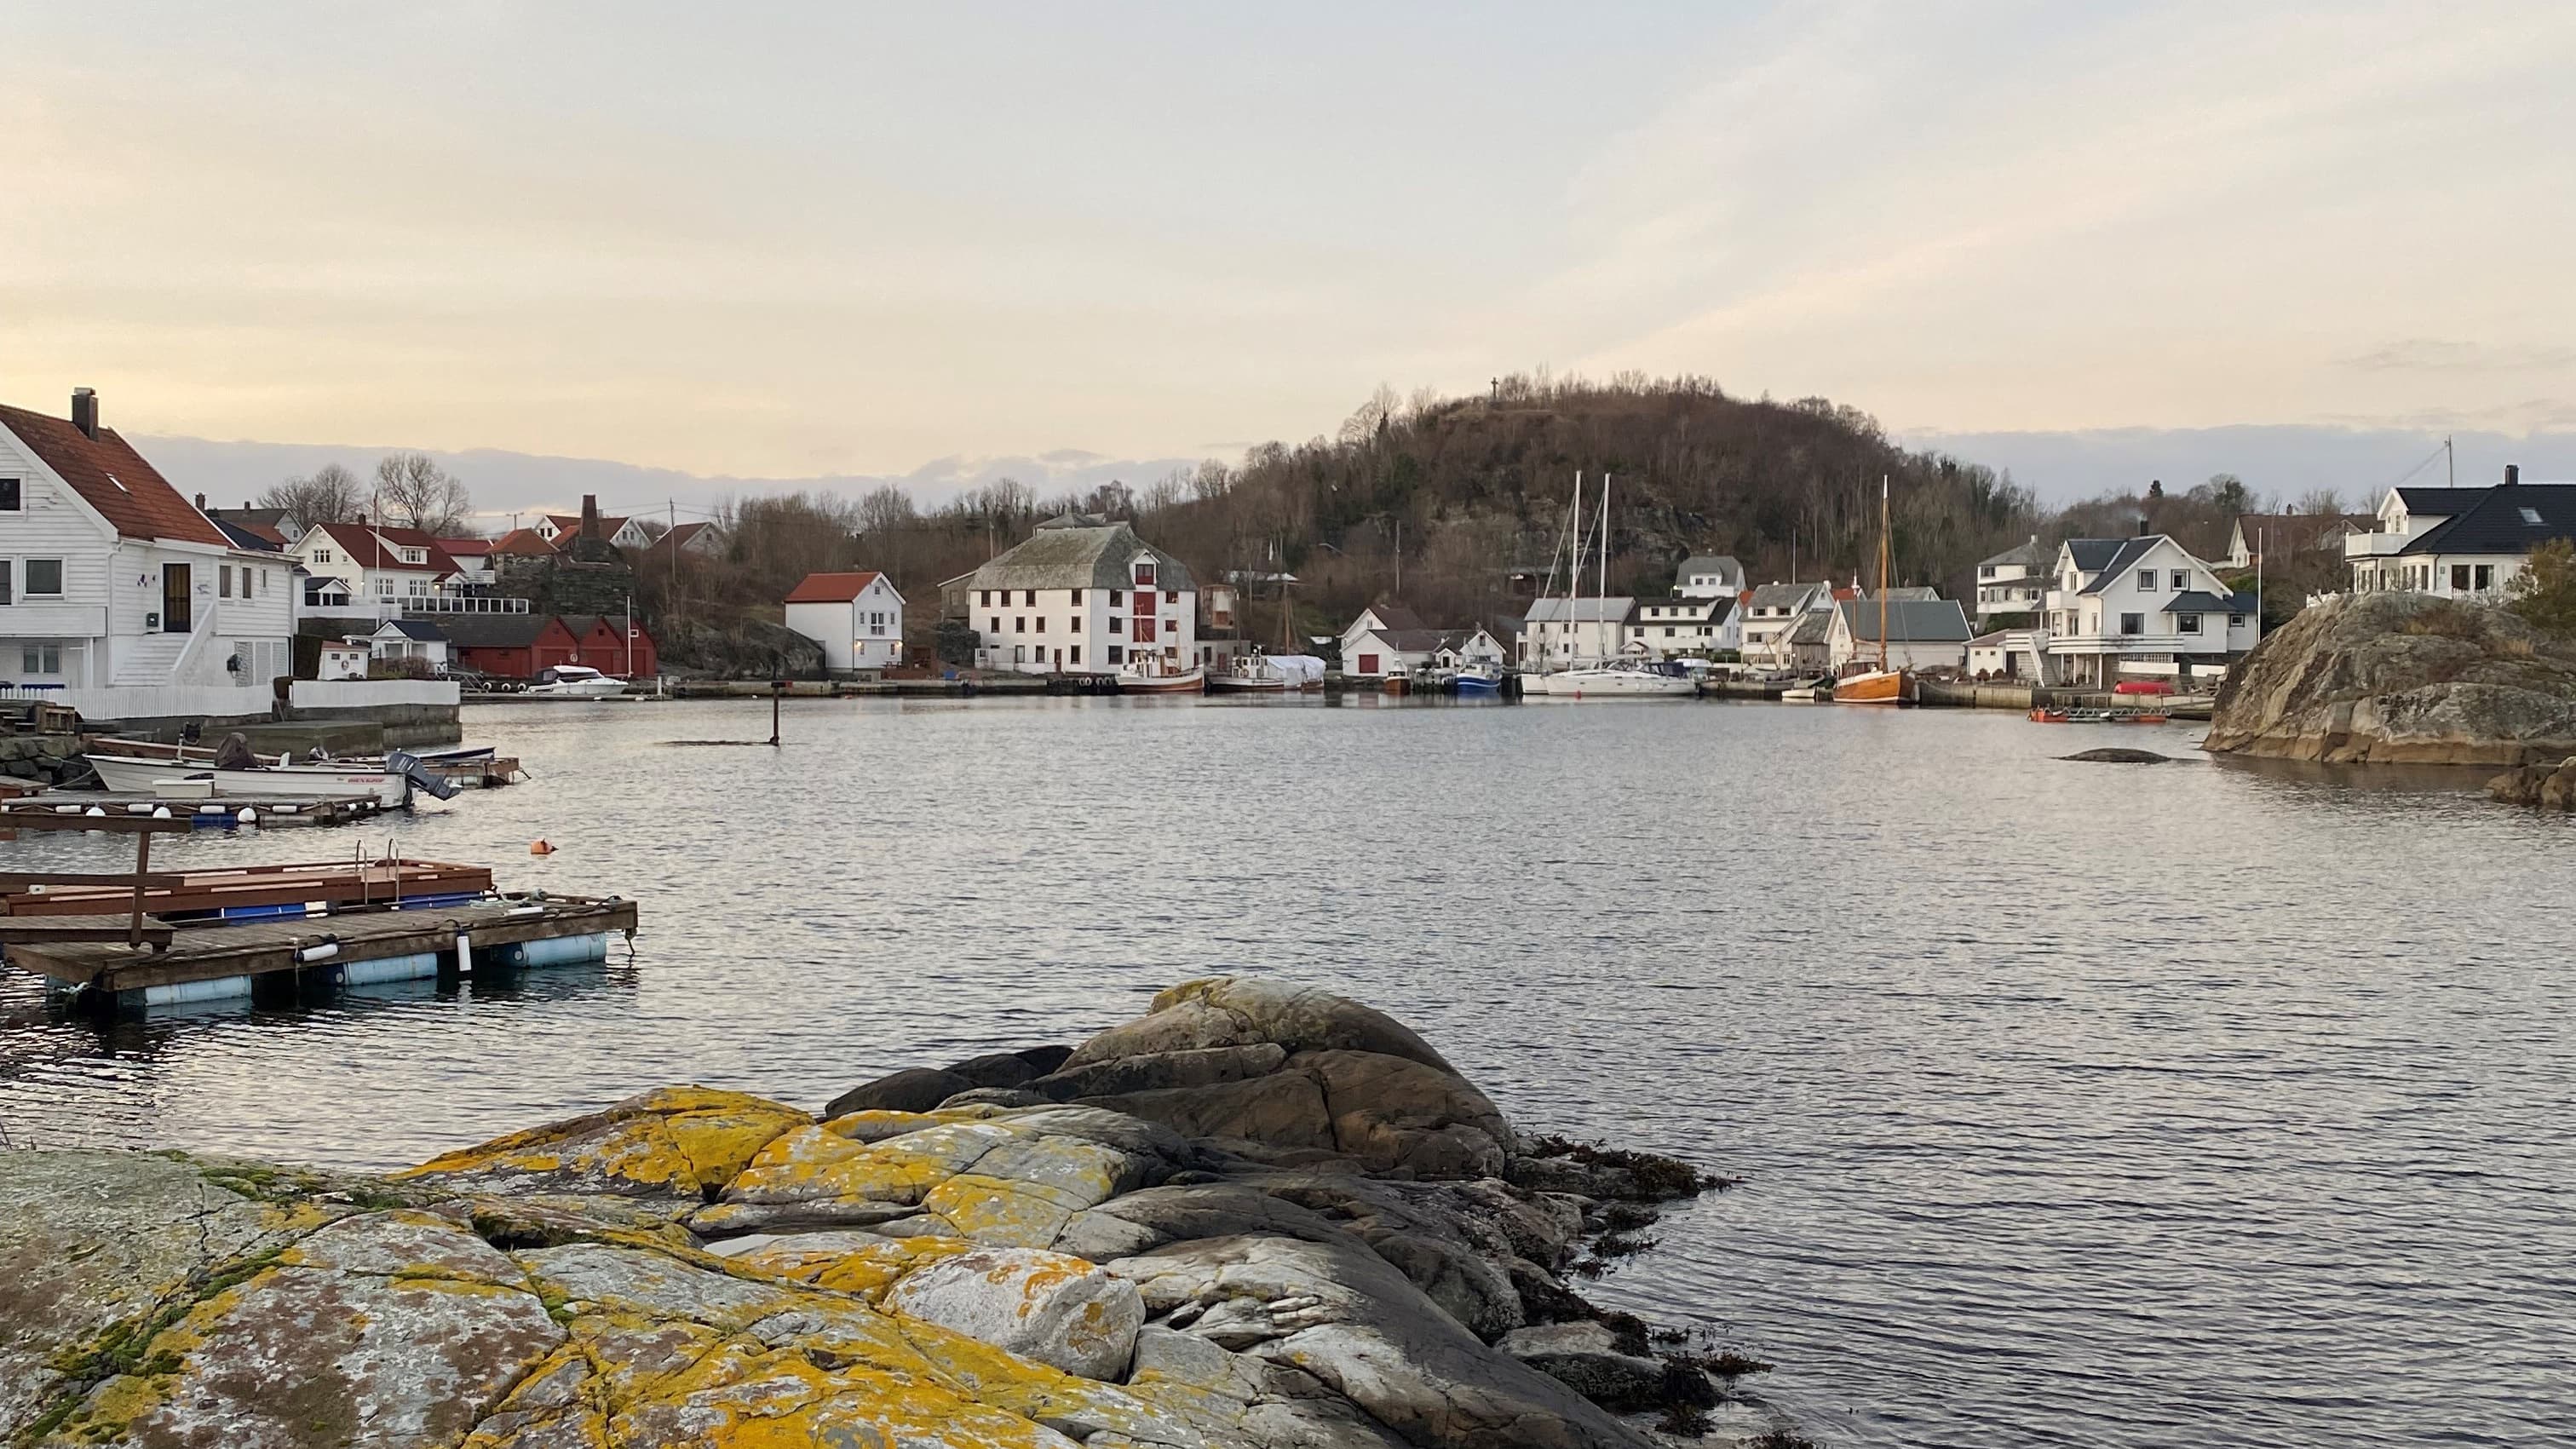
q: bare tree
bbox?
[372,452,474,535]
[256,463,364,534]
[2293,486,2347,518]
[855,484,918,537]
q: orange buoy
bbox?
[529,839,555,855]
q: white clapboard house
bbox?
[2044,534,2259,686]
[2343,468,2576,599]
[1,389,296,710]
[784,571,907,672]
[966,515,1196,674]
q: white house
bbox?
[1340,601,1429,676]
[533,509,656,550]
[2343,469,2574,599]
[1517,596,1636,668]
[2044,534,2259,686]
[0,389,296,704]
[783,571,907,672]
[1966,628,2050,681]
[1826,596,1973,674]
[288,521,464,612]
[1739,582,1832,669]
[367,618,451,672]
[2227,511,2370,571]
[1973,538,2050,622]
[1431,626,1509,670]
[965,515,1195,675]
[1673,554,1744,600]
[1630,594,1739,658]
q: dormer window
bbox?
[1133,561,1155,587]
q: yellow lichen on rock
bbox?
[394,1086,808,1199]
[722,1120,1015,1206]
[732,1233,979,1300]
[923,1173,1081,1247]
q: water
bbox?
[3,697,2570,1446]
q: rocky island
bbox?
[1,979,1788,1448]
[2205,591,2576,768]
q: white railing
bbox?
[399,595,531,615]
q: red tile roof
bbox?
[544,513,632,540]
[0,402,229,547]
[438,536,493,556]
[488,528,560,557]
[785,571,885,603]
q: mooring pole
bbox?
[128,830,151,949]
[770,679,785,747]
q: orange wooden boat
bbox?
[1831,476,1912,705]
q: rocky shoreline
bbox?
[1,978,1804,1448]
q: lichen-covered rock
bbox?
[1497,1320,1687,1412]
[882,1245,1147,1381]
[1032,1043,1291,1101]
[1070,977,1459,1074]
[37,1210,561,1449]
[2206,592,2576,763]
[394,1085,808,1199]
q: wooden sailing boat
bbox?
[1832,474,1910,704]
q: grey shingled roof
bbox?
[1522,596,1636,624]
[2165,589,2255,614]
[1675,555,1741,584]
[1978,538,2050,570]
[1745,581,1827,611]
[2074,538,2161,594]
[1785,612,1833,646]
[1833,597,1972,643]
[969,523,1196,593]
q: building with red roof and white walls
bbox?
[783,572,906,673]
[0,388,296,702]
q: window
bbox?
[1133,561,1154,586]
[2451,564,2471,592]
[1014,616,1026,633]
[1109,616,1123,635]
[988,616,1001,635]
[2228,614,2245,627]
[1109,589,1123,607]
[1664,626,1676,637]
[374,577,394,597]
[2475,565,2494,591]
[2521,507,2544,526]
[2119,612,2143,635]
[0,478,19,510]
[1979,565,1995,578]
[1107,645,1124,664]
[1013,646,1025,664]
[1022,589,1036,607]
[1070,646,1082,665]
[979,589,991,606]
[21,644,61,674]
[221,566,234,598]
[1164,589,1177,604]
[1035,616,1046,633]
[1071,589,1083,606]
[2137,569,2157,590]
[2171,570,2188,590]
[25,559,64,597]
[2179,613,2202,635]
[314,549,334,564]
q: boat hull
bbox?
[1116,667,1205,694]
[1527,670,1693,698]
[1831,669,1908,704]
[84,753,411,807]
[1205,675,1285,693]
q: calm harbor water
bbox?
[3,696,2570,1446]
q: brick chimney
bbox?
[71,387,98,440]
[581,494,601,540]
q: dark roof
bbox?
[377,618,448,641]
[1361,601,1428,632]
[0,401,230,547]
[2064,538,2135,572]
[1745,581,1827,611]
[2399,483,2576,556]
[1675,555,1741,583]
[1785,612,1833,645]
[1371,628,1452,653]
[435,613,562,648]
[2230,512,2370,554]
[2165,589,2256,613]
[2393,487,2470,515]
[1832,597,1973,643]
[2075,538,2162,594]
[211,517,285,551]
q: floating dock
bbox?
[1,858,494,920]
[2,792,389,830]
[3,894,637,1010]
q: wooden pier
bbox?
[3,791,389,831]
[2,859,494,919]
[3,895,636,1009]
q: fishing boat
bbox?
[1206,655,1290,693]
[1832,475,1912,705]
[526,664,629,697]
[1451,662,1508,694]
[1115,658,1205,694]
[82,751,417,807]
[86,737,495,770]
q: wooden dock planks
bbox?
[1,860,497,919]
[4,896,637,994]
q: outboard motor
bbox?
[382,750,462,801]
[212,733,259,770]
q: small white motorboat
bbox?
[525,664,629,697]
[83,751,415,807]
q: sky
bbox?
[3,2,2571,516]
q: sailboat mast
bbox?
[1877,474,1890,673]
[1598,474,1611,659]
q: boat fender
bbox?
[529,839,555,855]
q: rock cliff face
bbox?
[0,978,1777,1448]
[2205,593,2576,765]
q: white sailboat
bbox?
[1524,472,1693,699]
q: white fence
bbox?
[2,681,274,722]
[290,680,460,710]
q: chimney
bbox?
[2504,463,2521,486]
[195,492,207,510]
[71,387,98,440]
[2136,516,2150,536]
[581,494,601,540]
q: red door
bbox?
[1131,584,1155,646]
[1358,653,1380,675]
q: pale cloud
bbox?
[2338,340,2576,374]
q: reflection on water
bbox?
[3,697,2571,1448]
